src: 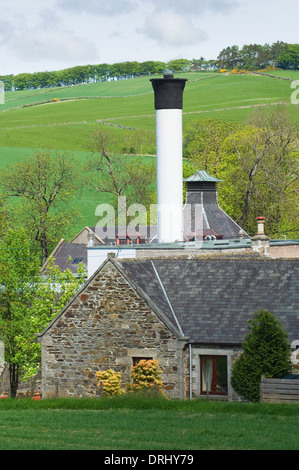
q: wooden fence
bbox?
[260,376,299,403]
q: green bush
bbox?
[231,309,292,402]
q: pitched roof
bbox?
[183,171,249,240]
[118,255,299,345]
[38,253,299,347]
[70,226,104,245]
[183,170,223,183]
[41,239,86,274]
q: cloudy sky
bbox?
[1,0,298,75]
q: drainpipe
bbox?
[189,343,192,400]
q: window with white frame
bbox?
[200,355,228,395]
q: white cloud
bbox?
[0,9,99,66]
[0,19,13,42]
[145,0,238,15]
[135,0,239,48]
[9,27,98,63]
[57,0,137,16]
[139,10,208,47]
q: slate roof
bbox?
[183,170,223,183]
[118,256,299,345]
[183,171,249,240]
[41,239,86,274]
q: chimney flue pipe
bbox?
[150,74,187,243]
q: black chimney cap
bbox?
[150,75,187,110]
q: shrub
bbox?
[231,68,248,74]
[126,359,163,393]
[96,369,124,397]
[231,310,292,402]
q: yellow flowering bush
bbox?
[126,359,163,393]
[231,68,248,74]
[96,369,124,396]
[257,66,277,72]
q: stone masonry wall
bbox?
[39,261,188,399]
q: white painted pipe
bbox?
[151,75,187,243]
[156,108,184,242]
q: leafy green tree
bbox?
[231,310,292,402]
[0,149,82,264]
[0,228,86,397]
[139,61,166,75]
[86,129,156,217]
[191,57,208,71]
[226,107,299,236]
[167,59,191,72]
[278,44,299,69]
[184,109,299,237]
[217,45,240,69]
[184,117,240,176]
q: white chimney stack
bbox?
[150,74,187,243]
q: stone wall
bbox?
[269,244,299,259]
[39,261,188,399]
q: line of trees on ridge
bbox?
[1,41,298,92]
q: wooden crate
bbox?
[260,376,299,403]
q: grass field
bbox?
[0,396,299,450]
[0,70,298,235]
[1,72,298,150]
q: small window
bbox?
[200,355,228,395]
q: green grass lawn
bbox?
[258,70,299,80]
[0,396,299,450]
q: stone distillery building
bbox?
[37,252,299,400]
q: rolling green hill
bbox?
[1,71,298,152]
[0,70,298,235]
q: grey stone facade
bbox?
[38,260,189,399]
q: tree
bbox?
[86,129,156,220]
[0,228,86,398]
[191,57,208,71]
[0,149,82,264]
[167,59,191,72]
[217,45,240,69]
[278,44,299,70]
[231,310,292,402]
[226,107,299,235]
[184,118,240,176]
[183,109,299,237]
